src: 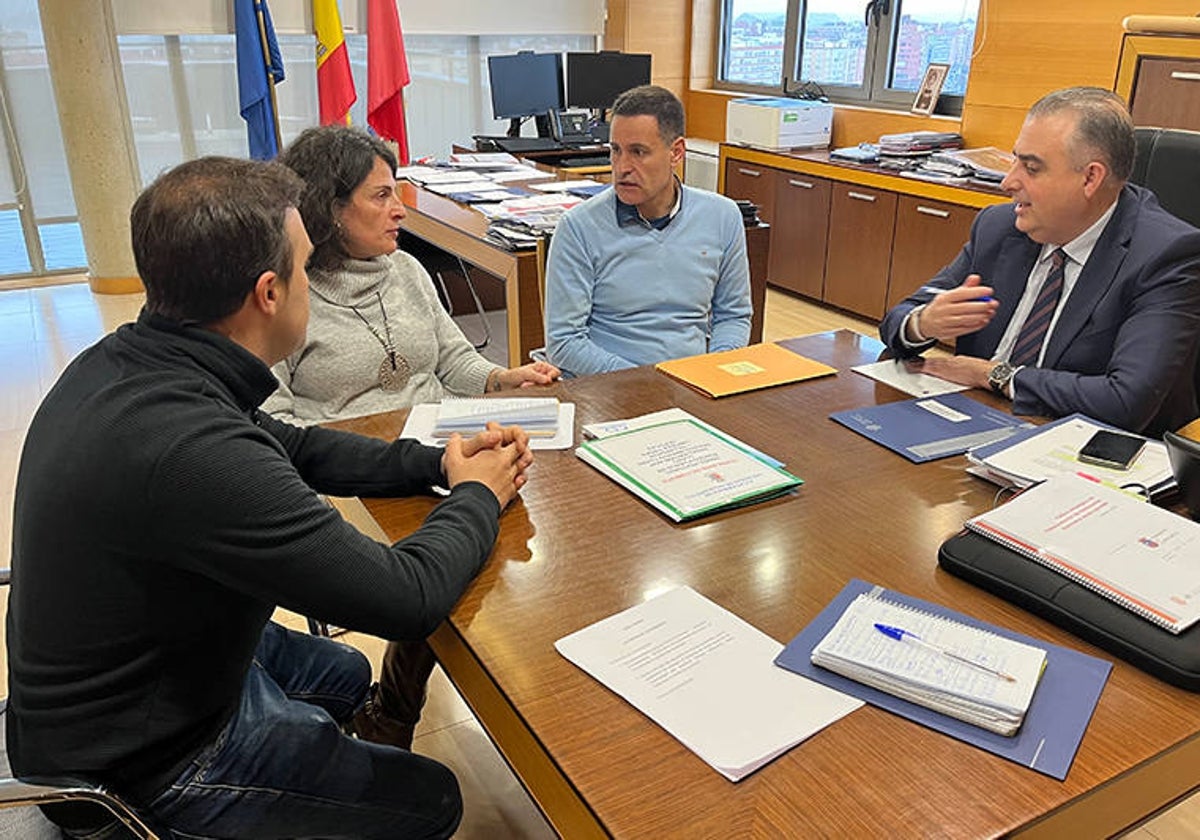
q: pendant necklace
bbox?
[350,291,410,392]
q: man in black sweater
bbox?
[6,157,533,839]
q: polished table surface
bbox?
[331,330,1200,838]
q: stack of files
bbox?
[655,342,835,398]
[877,130,964,154]
[927,147,1016,184]
[433,397,560,437]
[966,413,1176,497]
[529,179,605,193]
[776,579,1112,780]
[829,391,1032,463]
[446,151,521,169]
[440,186,529,204]
[401,398,574,450]
[964,475,1200,633]
[809,592,1046,736]
[576,415,800,521]
[829,142,880,164]
[554,586,863,782]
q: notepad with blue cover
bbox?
[829,391,1031,463]
[775,579,1112,780]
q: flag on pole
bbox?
[367,0,412,164]
[314,0,357,125]
[235,0,284,159]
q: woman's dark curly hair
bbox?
[279,126,398,271]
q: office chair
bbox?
[0,573,161,839]
[1165,430,1200,521]
[1130,127,1200,229]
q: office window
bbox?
[118,33,595,183]
[718,0,980,114]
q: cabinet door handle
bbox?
[737,167,762,177]
[1170,71,1200,82]
[847,191,876,203]
[788,178,815,189]
[916,206,951,218]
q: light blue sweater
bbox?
[544,185,752,377]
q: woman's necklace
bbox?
[312,286,411,392]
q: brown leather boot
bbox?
[350,683,417,750]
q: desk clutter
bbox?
[829,132,1015,188]
[396,154,607,248]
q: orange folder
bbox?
[655,342,837,398]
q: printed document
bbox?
[851,359,970,398]
[576,417,800,521]
[555,586,862,781]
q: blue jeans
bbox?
[145,622,462,840]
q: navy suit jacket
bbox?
[880,184,1200,435]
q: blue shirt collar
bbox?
[615,177,683,231]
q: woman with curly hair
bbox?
[264,125,558,425]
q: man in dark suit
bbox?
[880,87,1200,435]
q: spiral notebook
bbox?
[810,592,1047,735]
[965,475,1200,634]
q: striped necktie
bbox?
[1010,248,1068,368]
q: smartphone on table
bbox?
[1077,430,1146,471]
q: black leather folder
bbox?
[938,530,1200,691]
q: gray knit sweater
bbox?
[263,250,498,424]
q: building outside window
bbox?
[719,0,980,115]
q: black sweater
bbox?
[6,311,499,803]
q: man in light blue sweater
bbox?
[544,85,752,377]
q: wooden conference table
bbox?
[332,330,1200,838]
[397,179,769,369]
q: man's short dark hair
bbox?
[1028,87,1135,182]
[280,126,398,271]
[610,84,685,145]
[131,157,304,325]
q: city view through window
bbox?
[723,0,979,99]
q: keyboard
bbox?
[492,136,564,153]
[562,155,612,168]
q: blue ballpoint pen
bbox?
[874,623,1016,682]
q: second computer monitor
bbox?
[565,52,652,112]
[488,52,564,136]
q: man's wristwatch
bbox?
[988,361,1016,396]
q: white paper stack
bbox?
[433,397,560,437]
[811,593,1046,735]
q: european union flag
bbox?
[235,0,285,160]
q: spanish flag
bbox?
[313,0,356,125]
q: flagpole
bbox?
[253,0,283,153]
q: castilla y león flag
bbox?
[367,0,412,164]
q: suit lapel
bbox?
[975,233,1040,356]
[1042,189,1135,367]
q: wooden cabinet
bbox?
[720,148,1002,323]
[886,195,975,310]
[824,184,897,320]
[768,172,831,299]
[1117,31,1200,132]
[724,161,777,223]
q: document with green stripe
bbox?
[575,417,801,522]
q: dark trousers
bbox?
[143,622,461,839]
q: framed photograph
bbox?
[911,63,950,115]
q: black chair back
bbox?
[1131,127,1200,229]
[1165,431,1200,521]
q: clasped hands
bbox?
[909,275,1003,391]
[442,421,534,508]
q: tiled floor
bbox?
[0,279,1197,838]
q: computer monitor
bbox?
[487,52,564,137]
[565,52,652,112]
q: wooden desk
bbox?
[336,332,1200,837]
[398,180,768,367]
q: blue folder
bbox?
[829,391,1032,463]
[775,578,1111,780]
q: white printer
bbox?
[725,97,833,149]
